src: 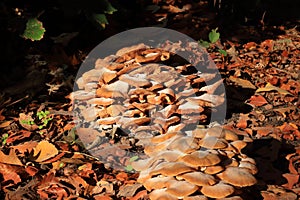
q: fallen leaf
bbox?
[0,120,12,128]
[282,173,299,189]
[0,163,22,184]
[25,166,39,176]
[11,141,38,155]
[248,95,268,106]
[229,76,256,89]
[236,114,249,129]
[256,83,292,95]
[0,149,23,166]
[6,130,32,144]
[33,140,59,162]
[19,113,38,131]
[129,189,148,200]
[117,183,143,197]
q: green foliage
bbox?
[18,0,117,41]
[22,18,45,41]
[63,127,84,147]
[1,134,8,146]
[36,110,52,130]
[21,119,35,125]
[208,28,220,43]
[199,28,227,56]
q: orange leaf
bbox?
[116,172,128,181]
[0,120,12,128]
[34,140,59,162]
[25,166,39,176]
[249,95,268,106]
[0,163,22,184]
[236,114,248,129]
[282,173,299,189]
[6,130,32,144]
[0,149,23,166]
[11,141,38,155]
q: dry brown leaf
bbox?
[282,173,299,189]
[0,163,22,184]
[248,95,268,107]
[0,120,12,128]
[0,149,23,166]
[229,76,256,89]
[33,140,59,162]
[11,141,38,155]
[6,130,32,144]
[256,83,292,95]
[18,113,38,131]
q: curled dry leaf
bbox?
[256,83,292,95]
[0,149,23,166]
[229,76,256,89]
[0,163,22,184]
[248,94,268,107]
[33,140,59,162]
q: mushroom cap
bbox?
[149,188,178,200]
[179,151,221,167]
[230,140,247,153]
[199,136,228,149]
[201,182,235,198]
[166,180,199,197]
[217,196,243,200]
[143,176,175,190]
[151,131,179,143]
[204,165,224,174]
[150,162,194,176]
[217,167,257,187]
[183,195,208,200]
[177,101,204,114]
[177,171,217,186]
[238,161,258,174]
[167,136,198,154]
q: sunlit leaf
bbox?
[33,140,59,162]
[218,49,227,56]
[256,83,292,95]
[22,18,45,41]
[209,28,220,43]
[104,2,117,14]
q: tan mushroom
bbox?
[166,180,199,197]
[201,182,235,198]
[150,162,194,177]
[204,165,224,175]
[177,171,217,186]
[149,188,178,200]
[198,136,228,149]
[143,176,175,190]
[217,167,257,187]
[177,101,204,114]
[183,195,208,200]
[119,73,152,87]
[179,151,221,167]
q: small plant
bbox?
[36,110,52,129]
[199,28,227,56]
[125,155,139,172]
[1,133,8,145]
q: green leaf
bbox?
[218,49,227,56]
[2,133,8,145]
[93,13,108,28]
[125,165,133,171]
[198,40,210,48]
[22,18,45,41]
[104,2,117,14]
[208,28,220,43]
[129,156,139,162]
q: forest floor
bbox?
[0,1,299,199]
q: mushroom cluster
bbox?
[133,125,257,199]
[73,42,225,138]
[72,42,258,199]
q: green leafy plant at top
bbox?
[125,155,139,172]
[199,28,227,56]
[14,0,117,41]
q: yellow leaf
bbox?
[34,140,59,162]
[256,83,292,95]
[229,76,256,89]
